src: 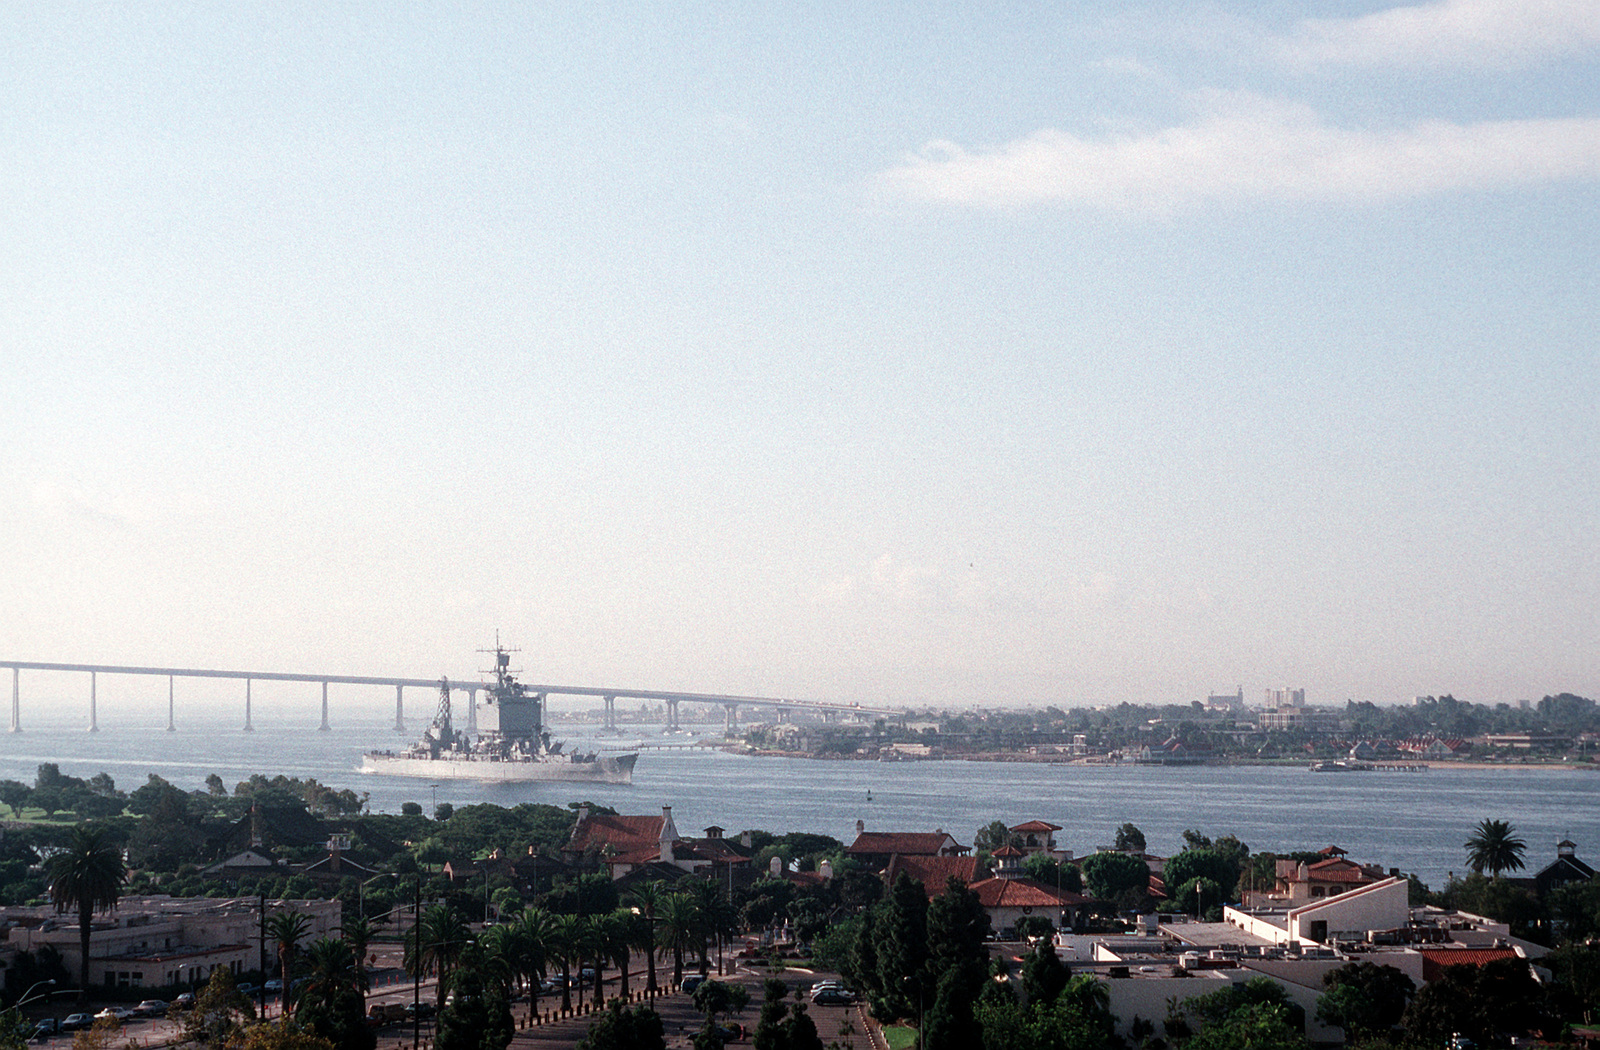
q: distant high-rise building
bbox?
[1265,687,1305,708]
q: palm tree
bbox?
[573,914,604,1009]
[506,907,553,1020]
[655,892,700,991]
[548,913,583,1013]
[626,881,666,995]
[1466,818,1528,878]
[296,936,359,1012]
[265,910,313,1014]
[338,914,378,1004]
[46,825,127,1002]
[404,904,472,1006]
[601,909,640,1002]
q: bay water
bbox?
[1,713,1595,890]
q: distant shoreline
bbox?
[723,746,1596,772]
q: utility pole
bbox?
[413,872,422,1050]
[257,893,268,1019]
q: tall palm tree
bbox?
[548,912,583,1013]
[296,936,359,1012]
[573,915,604,1009]
[338,915,378,1004]
[47,825,127,1003]
[507,906,553,1019]
[265,910,313,1015]
[655,892,700,991]
[403,904,472,1006]
[626,881,666,995]
[601,909,640,1002]
[1466,818,1528,878]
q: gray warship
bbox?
[359,646,639,784]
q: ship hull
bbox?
[359,751,638,784]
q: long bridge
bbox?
[0,659,900,735]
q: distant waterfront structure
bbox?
[1206,687,1245,711]
[1265,687,1305,708]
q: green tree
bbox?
[575,1001,665,1050]
[1403,958,1550,1047]
[1185,1002,1306,1050]
[45,825,127,1002]
[1315,961,1414,1041]
[227,1020,336,1050]
[974,821,1017,853]
[404,905,472,1007]
[1546,944,1600,1025]
[1465,818,1527,878]
[1163,850,1241,910]
[1022,853,1082,892]
[293,937,375,1050]
[435,942,514,1050]
[173,966,256,1049]
[875,874,928,1020]
[656,892,700,991]
[691,979,751,1027]
[1081,851,1149,906]
[264,911,314,1015]
[1021,942,1069,1009]
[625,881,666,996]
[1114,824,1146,853]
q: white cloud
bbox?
[1279,0,1600,69]
[879,95,1600,213]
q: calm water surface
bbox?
[2,714,1595,890]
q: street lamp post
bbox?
[413,872,422,1050]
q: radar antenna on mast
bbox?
[434,677,452,730]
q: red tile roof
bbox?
[565,814,663,855]
[1417,947,1522,982]
[885,855,983,896]
[1011,820,1062,833]
[968,877,1093,909]
[848,831,961,857]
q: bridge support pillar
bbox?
[395,685,405,732]
[88,671,99,732]
[665,698,680,732]
[10,667,18,733]
[319,681,330,731]
[466,689,478,732]
[243,678,254,732]
[167,675,176,732]
[603,695,617,732]
[724,704,738,736]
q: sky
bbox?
[3,1,1597,712]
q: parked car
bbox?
[263,980,283,993]
[59,1015,93,1032]
[172,993,196,1009]
[365,1003,407,1028]
[93,1007,134,1023]
[132,1001,167,1018]
[236,983,257,997]
[810,989,857,1006]
[680,976,706,994]
[30,1018,58,1037]
[405,1002,436,1021]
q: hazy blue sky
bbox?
[4,1,1596,711]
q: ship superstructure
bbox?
[359,644,638,783]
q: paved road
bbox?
[508,966,869,1050]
